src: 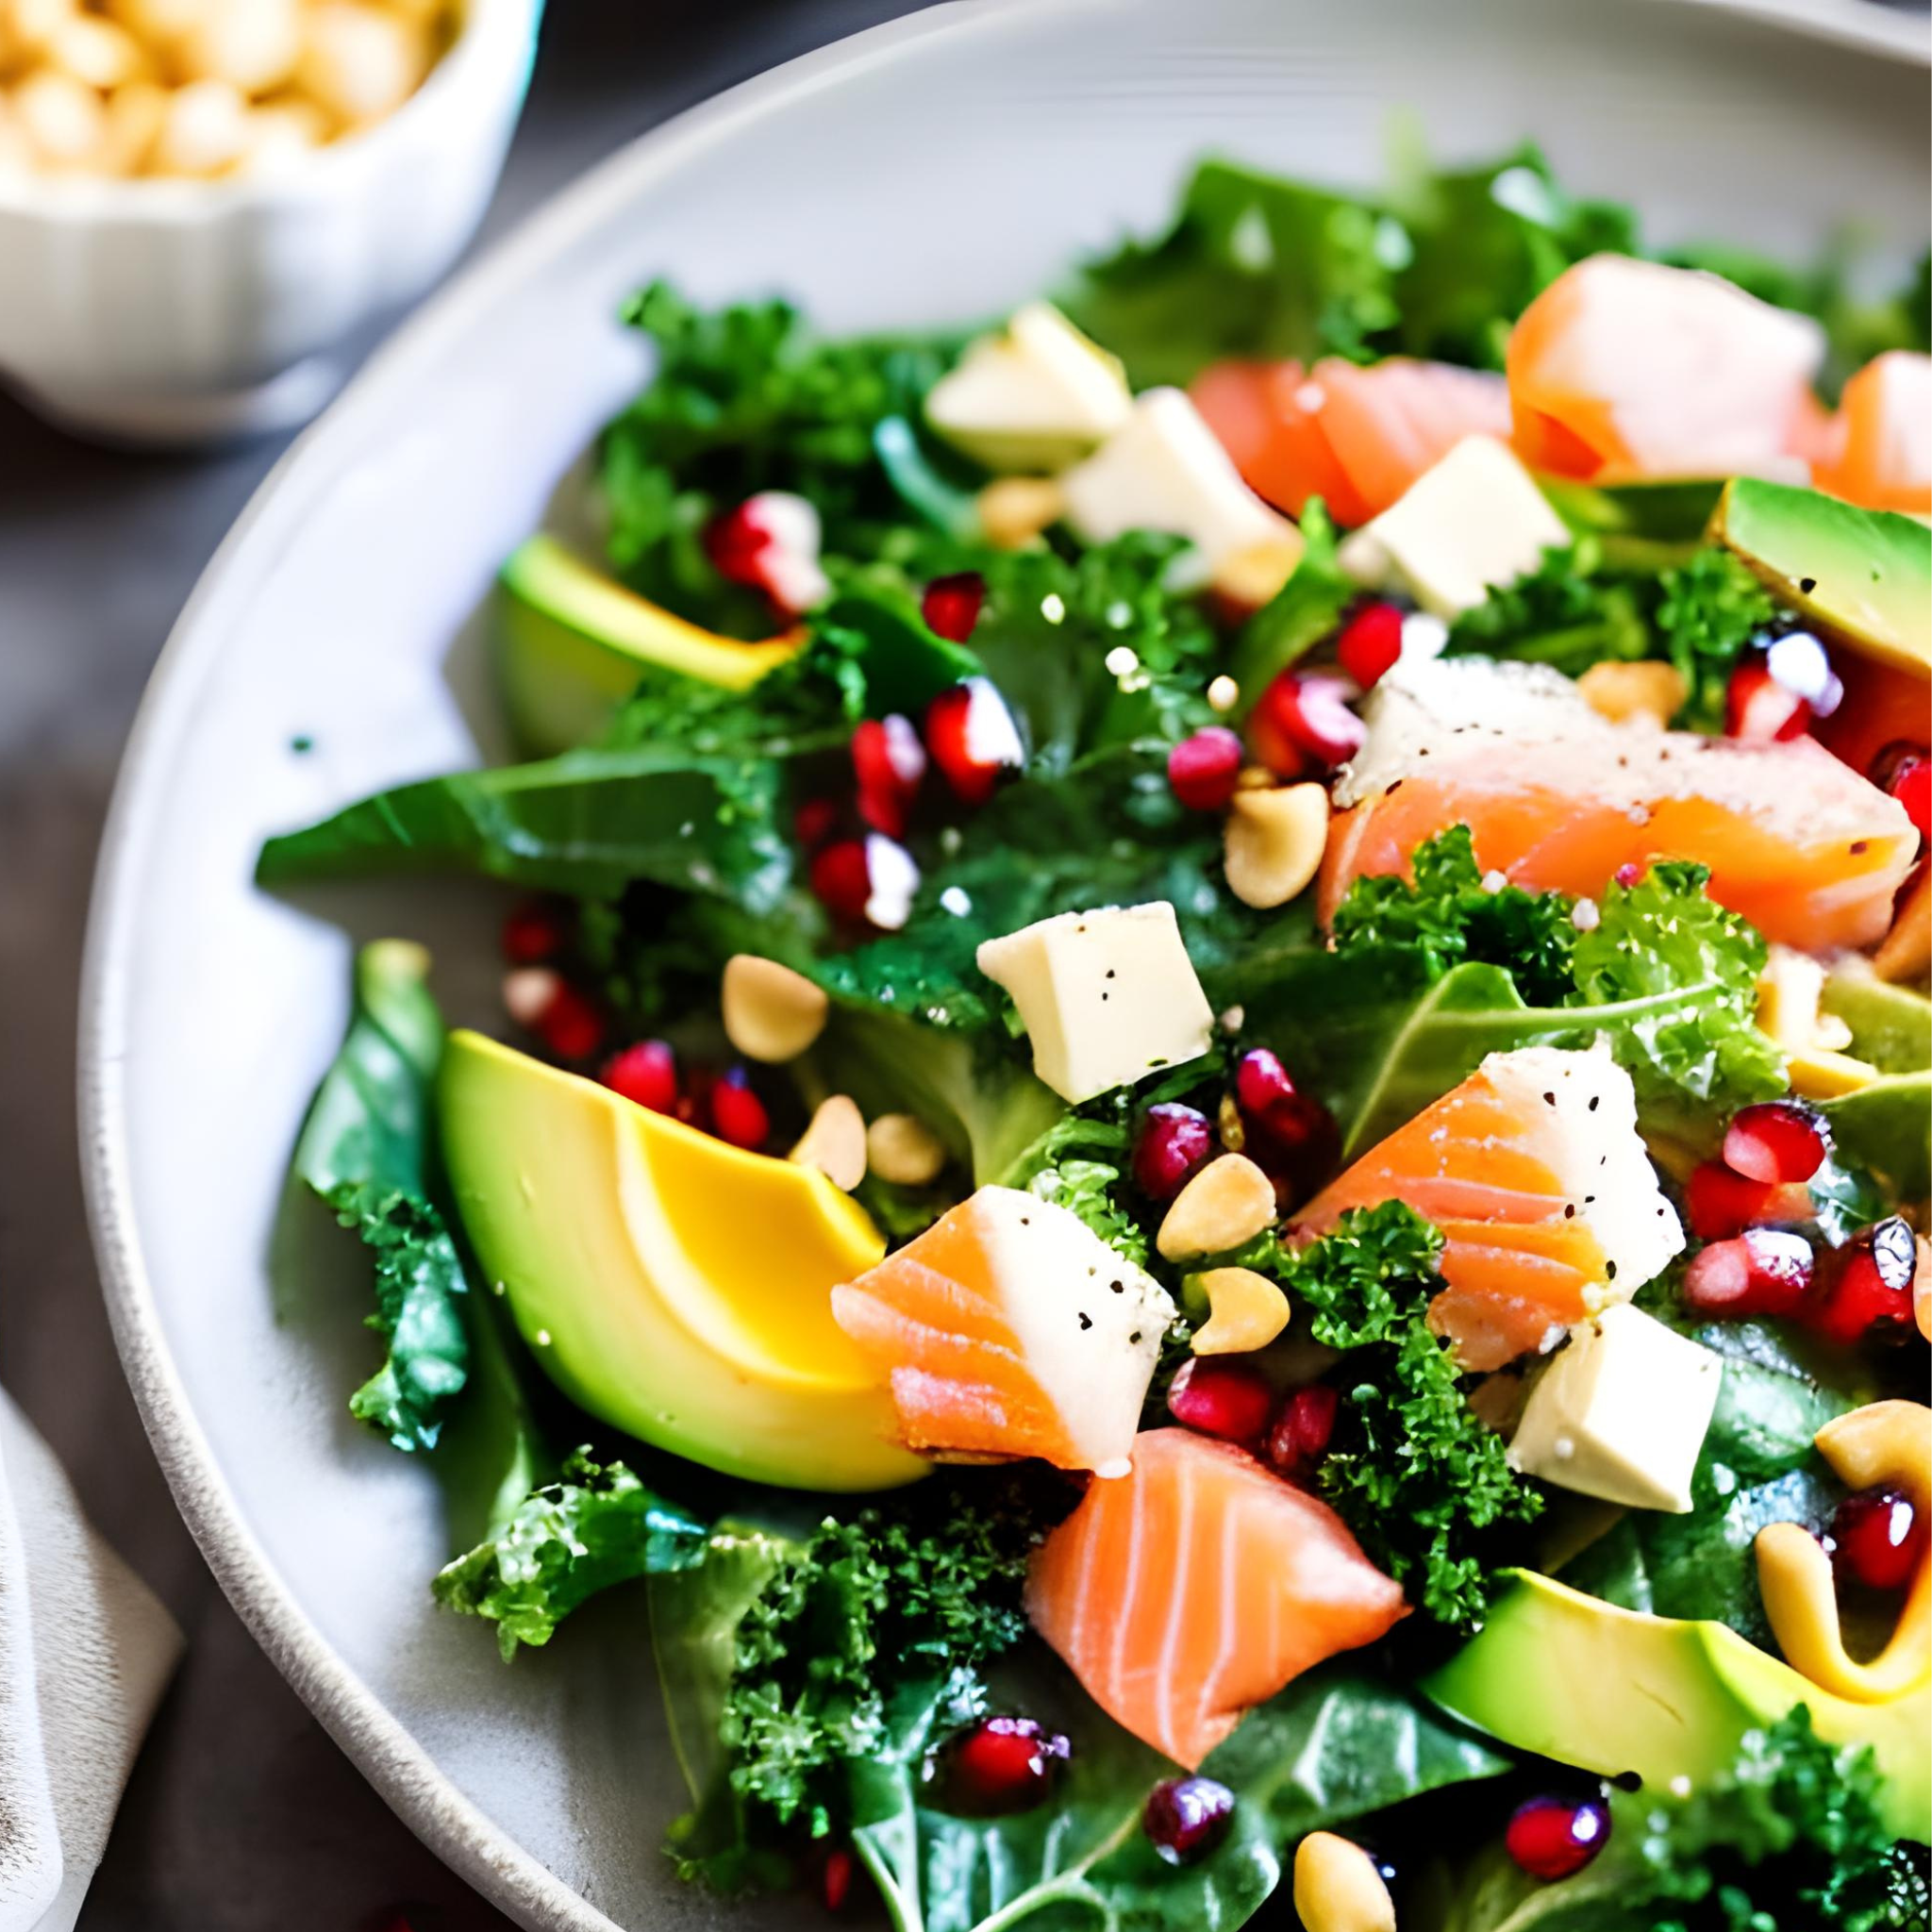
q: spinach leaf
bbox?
[1228,498,1354,700]
[434,1450,709,1659]
[857,1664,1509,1932]
[293,940,469,1452]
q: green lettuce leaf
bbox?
[1228,497,1354,699]
[434,1450,708,1659]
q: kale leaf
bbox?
[434,1450,708,1659]
[1236,1205,1544,1627]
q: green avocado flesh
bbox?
[438,1029,925,1492]
[1422,1571,1929,1841]
[1714,477,1932,678]
[495,534,796,756]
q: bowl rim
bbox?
[75,1,1928,1928]
[0,0,545,225]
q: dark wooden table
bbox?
[0,6,924,1924]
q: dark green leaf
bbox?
[1228,498,1353,699]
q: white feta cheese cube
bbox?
[924,301,1133,474]
[1059,388,1300,580]
[1508,1304,1722,1513]
[976,902,1214,1105]
[1337,434,1570,618]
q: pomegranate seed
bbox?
[922,571,987,643]
[1506,1794,1610,1882]
[941,1716,1070,1815]
[810,839,874,924]
[709,1067,770,1150]
[852,714,926,837]
[1251,671,1365,773]
[1831,1489,1928,1592]
[1876,745,1932,845]
[1724,658,1810,741]
[1808,1217,1917,1344]
[1234,1048,1340,1203]
[794,795,841,850]
[821,1846,855,1912]
[1168,1357,1274,1441]
[503,968,605,1061]
[1143,1776,1236,1864]
[1235,1046,1295,1117]
[1723,1100,1829,1186]
[704,500,773,587]
[1336,602,1405,689]
[703,491,827,615]
[1167,726,1244,812]
[1681,1227,1814,1320]
[1613,861,1644,888]
[1265,1384,1340,1476]
[925,677,1024,807]
[601,1041,678,1115]
[501,900,566,965]
[1684,1159,1780,1241]
[1132,1103,1215,1200]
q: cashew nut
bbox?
[865,1112,947,1188]
[1157,1154,1276,1261]
[1577,658,1687,726]
[977,476,1064,550]
[722,954,829,1063]
[1224,782,1330,910]
[790,1095,867,1193]
[1292,1831,1396,1932]
[1189,1267,1291,1355]
[1756,1399,1931,1703]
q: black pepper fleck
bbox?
[1078,1312,1093,1331]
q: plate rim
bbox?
[75,2,1926,1927]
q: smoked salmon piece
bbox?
[1191,356,1509,527]
[831,1187,1175,1477]
[1294,1046,1683,1372]
[1024,1428,1407,1768]
[1507,255,1824,484]
[1318,658,1918,955]
[1812,351,1932,517]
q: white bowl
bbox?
[79,2,1928,1928]
[0,0,541,442]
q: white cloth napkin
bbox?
[0,1391,181,1932]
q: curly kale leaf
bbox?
[433,1450,708,1659]
[1651,547,1781,731]
[1238,1204,1543,1627]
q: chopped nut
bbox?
[791,1094,866,1191]
[865,1111,947,1187]
[49,12,150,90]
[1157,1153,1275,1261]
[1874,869,1929,985]
[1577,658,1686,726]
[12,67,105,168]
[977,475,1063,550]
[722,954,829,1063]
[99,80,167,174]
[1224,782,1330,909]
[172,0,303,93]
[1189,1267,1290,1355]
[1292,1831,1396,1932]
[297,1,428,125]
[1213,534,1302,611]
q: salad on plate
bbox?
[258,144,1932,1931]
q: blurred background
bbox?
[0,6,930,1926]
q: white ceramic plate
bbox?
[80,3,1930,1927]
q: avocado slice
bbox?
[1713,477,1932,678]
[1422,1571,1929,1840]
[439,1030,926,1492]
[496,535,802,756]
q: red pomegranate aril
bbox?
[821,1846,855,1912]
[1723,1100,1830,1186]
[1336,601,1405,690]
[501,900,566,965]
[1235,1048,1339,1203]
[601,1041,678,1115]
[1143,1776,1236,1865]
[795,795,841,849]
[810,839,875,924]
[1831,1488,1928,1592]
[1168,1357,1274,1442]
[1681,1227,1814,1320]
[709,1068,770,1150]
[852,713,926,837]
[505,968,605,1061]
[1168,726,1244,812]
[1684,1159,1779,1241]
[1506,1794,1610,1882]
[1613,861,1644,888]
[1808,1216,1917,1344]
[926,677,1024,807]
[922,570,987,643]
[1879,749,1931,845]
[942,1717,1070,1815]
[1234,1046,1296,1116]
[1253,670,1366,772]
[1724,658,1810,742]
[1266,1384,1340,1476]
[1132,1103,1216,1200]
[704,500,773,586]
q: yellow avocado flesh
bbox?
[496,535,801,756]
[439,1031,925,1491]
[1422,1571,1929,1842]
